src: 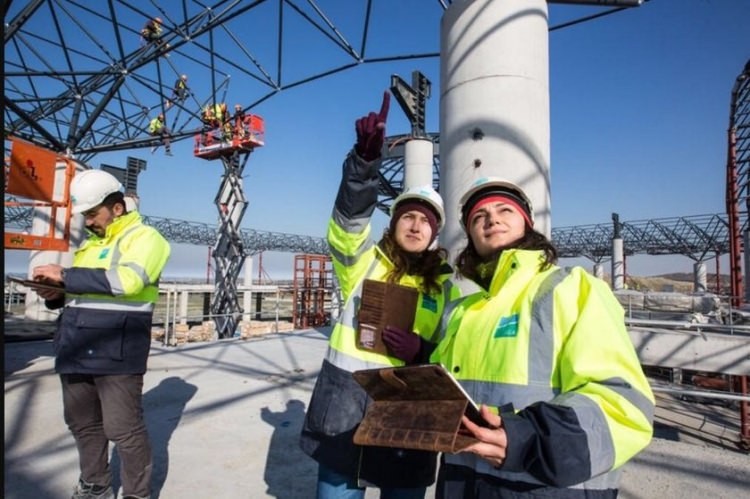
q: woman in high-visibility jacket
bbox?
[300,92,460,498]
[431,177,654,498]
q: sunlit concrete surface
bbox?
[4,324,749,499]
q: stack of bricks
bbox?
[189,320,217,342]
[151,326,166,342]
[151,320,296,344]
[238,320,295,339]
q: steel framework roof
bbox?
[5,1,738,263]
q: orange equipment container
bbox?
[4,137,75,251]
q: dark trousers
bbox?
[61,373,152,497]
[151,130,171,151]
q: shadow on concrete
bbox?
[110,376,198,498]
[260,399,318,498]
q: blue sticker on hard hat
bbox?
[494,314,518,338]
[99,248,110,259]
[421,295,437,313]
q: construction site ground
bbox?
[4,317,749,499]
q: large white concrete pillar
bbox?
[25,160,86,320]
[440,0,550,259]
[242,255,254,322]
[593,263,604,280]
[693,261,707,294]
[403,138,434,190]
[611,238,625,290]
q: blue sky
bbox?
[6,0,748,280]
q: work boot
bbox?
[71,478,114,499]
[165,150,173,156]
[150,146,157,154]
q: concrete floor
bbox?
[4,321,749,499]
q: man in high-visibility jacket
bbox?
[33,169,171,499]
[430,177,654,498]
[148,113,172,156]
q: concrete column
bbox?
[593,263,604,280]
[693,261,707,294]
[612,238,625,290]
[179,290,189,325]
[242,255,254,322]
[403,138,434,190]
[440,0,550,261]
[25,160,86,320]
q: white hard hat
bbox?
[390,185,445,231]
[70,170,123,214]
[458,176,534,228]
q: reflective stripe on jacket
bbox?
[55,211,171,374]
[431,249,654,492]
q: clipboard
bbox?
[8,276,65,292]
[357,279,419,355]
[352,364,489,453]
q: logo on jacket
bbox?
[494,314,518,338]
[421,295,437,313]
[99,248,110,259]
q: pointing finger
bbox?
[378,91,390,123]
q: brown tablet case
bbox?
[352,364,486,453]
[357,279,419,355]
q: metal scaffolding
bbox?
[292,254,333,330]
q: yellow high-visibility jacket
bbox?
[301,150,459,488]
[53,211,170,374]
[148,117,164,135]
[432,249,654,495]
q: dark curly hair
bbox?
[379,229,449,296]
[456,228,558,284]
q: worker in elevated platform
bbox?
[429,177,655,498]
[300,91,460,499]
[233,104,246,138]
[31,169,171,499]
[201,103,227,128]
[148,113,172,156]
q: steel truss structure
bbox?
[6,1,736,299]
[5,1,641,160]
[726,60,750,303]
[4,195,739,265]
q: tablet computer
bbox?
[8,277,65,292]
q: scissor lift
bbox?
[194,114,265,338]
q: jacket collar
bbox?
[486,249,545,296]
[88,210,141,241]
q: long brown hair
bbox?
[456,229,557,283]
[379,229,449,296]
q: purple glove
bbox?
[382,324,420,364]
[355,91,390,161]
